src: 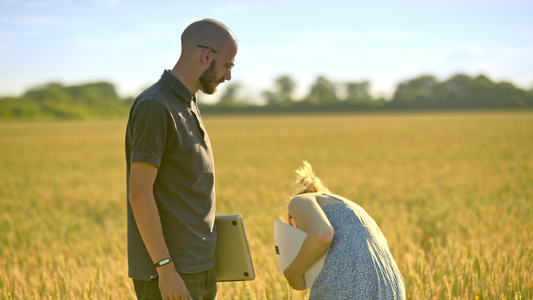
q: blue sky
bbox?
[1,0,532,103]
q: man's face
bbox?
[199,59,225,95]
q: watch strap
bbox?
[154,257,172,268]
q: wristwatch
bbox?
[154,258,172,268]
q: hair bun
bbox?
[295,161,330,195]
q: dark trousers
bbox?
[133,268,217,300]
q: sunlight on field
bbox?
[1,111,532,299]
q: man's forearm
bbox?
[129,187,192,297]
[129,190,171,264]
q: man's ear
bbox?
[199,48,210,64]
[289,218,298,228]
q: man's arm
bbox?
[129,162,192,299]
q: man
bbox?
[125,19,237,300]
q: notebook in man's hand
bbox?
[214,214,255,282]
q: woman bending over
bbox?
[284,161,406,299]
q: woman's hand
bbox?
[284,266,307,290]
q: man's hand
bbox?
[157,263,192,300]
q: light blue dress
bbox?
[309,194,406,300]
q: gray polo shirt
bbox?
[125,70,216,280]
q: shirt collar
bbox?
[161,69,195,103]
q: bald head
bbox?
[171,19,237,95]
[181,19,237,56]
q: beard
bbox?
[199,59,224,95]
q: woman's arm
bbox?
[284,193,334,290]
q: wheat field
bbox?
[1,111,532,299]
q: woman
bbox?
[283,161,406,299]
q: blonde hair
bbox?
[294,161,330,195]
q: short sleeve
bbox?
[128,100,168,168]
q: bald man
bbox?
[125,19,237,300]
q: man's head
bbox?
[173,19,238,95]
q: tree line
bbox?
[204,73,533,113]
[0,82,130,120]
[1,73,532,120]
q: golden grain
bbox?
[1,111,532,299]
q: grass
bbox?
[1,111,532,299]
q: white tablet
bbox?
[214,214,255,282]
[274,219,326,288]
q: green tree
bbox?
[305,76,338,104]
[391,75,438,108]
[262,90,277,106]
[1,81,129,120]
[343,81,385,108]
[263,75,296,106]
[218,82,241,106]
[344,81,371,102]
[490,81,531,108]
[275,75,296,103]
[437,74,530,108]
